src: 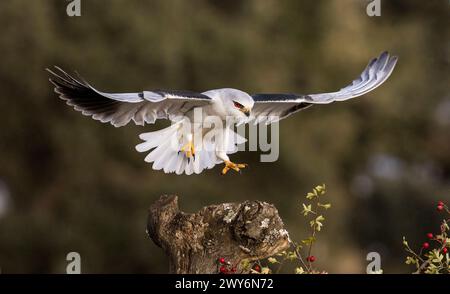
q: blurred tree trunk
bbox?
[147,195,290,274]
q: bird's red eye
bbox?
[233,101,244,109]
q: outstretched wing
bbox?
[47,67,212,127]
[250,51,398,125]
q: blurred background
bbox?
[0,0,448,273]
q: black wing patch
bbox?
[153,90,211,100]
[252,93,310,102]
[48,67,123,115]
[249,52,398,124]
[47,66,212,127]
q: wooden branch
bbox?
[147,195,290,274]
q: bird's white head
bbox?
[206,88,254,122]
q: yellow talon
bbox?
[221,160,248,175]
[180,141,195,158]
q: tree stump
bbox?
[147,195,290,274]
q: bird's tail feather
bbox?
[135,124,246,175]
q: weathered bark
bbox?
[147,195,290,274]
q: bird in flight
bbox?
[47,51,397,175]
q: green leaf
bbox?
[314,184,326,195]
[310,215,325,231]
[240,259,251,270]
[443,221,449,231]
[301,236,316,245]
[301,203,314,216]
[286,251,297,261]
[424,263,438,274]
[402,237,409,247]
[318,202,331,210]
[431,250,444,263]
[405,256,417,265]
[306,192,316,200]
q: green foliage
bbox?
[244,184,331,274]
[403,203,450,274]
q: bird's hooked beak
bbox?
[241,107,251,117]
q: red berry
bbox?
[422,242,430,249]
[438,201,444,206]
[443,248,448,254]
[218,257,226,264]
[219,266,228,274]
[437,205,444,211]
[427,233,433,239]
[307,256,316,262]
[253,265,261,272]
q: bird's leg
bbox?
[216,151,247,175]
[221,160,248,175]
[180,133,195,158]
